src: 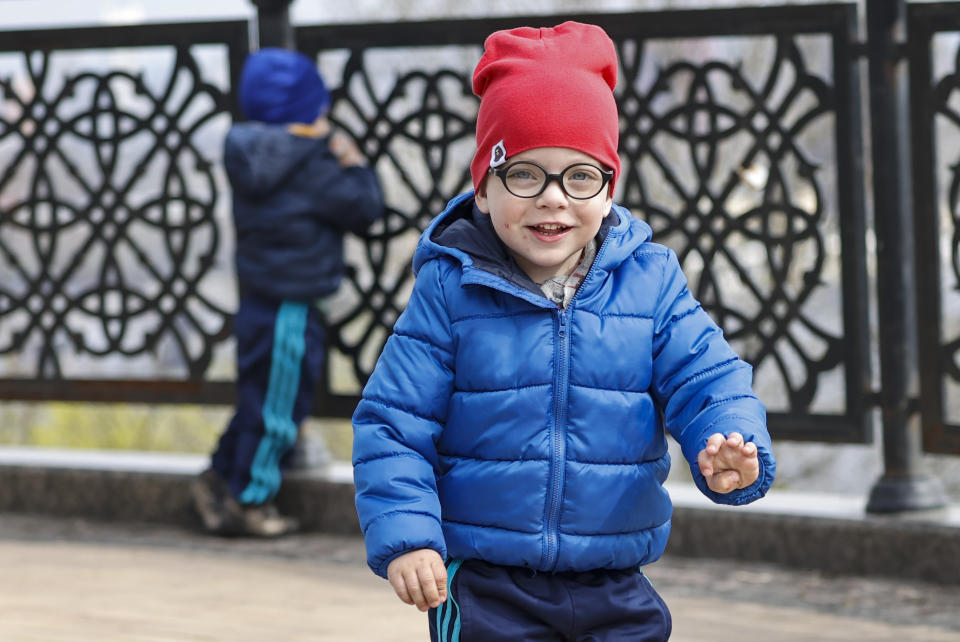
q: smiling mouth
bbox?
[529,223,571,236]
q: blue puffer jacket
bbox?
[225,122,384,301]
[353,192,775,578]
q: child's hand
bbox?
[329,131,366,167]
[386,548,448,612]
[697,432,759,494]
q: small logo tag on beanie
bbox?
[490,140,507,168]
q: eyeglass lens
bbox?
[501,162,606,199]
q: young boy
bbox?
[192,48,384,537]
[352,22,774,640]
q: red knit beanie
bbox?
[471,21,621,192]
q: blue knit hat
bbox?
[238,48,330,124]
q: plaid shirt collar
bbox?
[539,238,597,308]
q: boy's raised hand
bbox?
[329,131,366,168]
[697,432,759,494]
[386,548,448,612]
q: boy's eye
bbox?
[506,168,540,182]
[567,167,600,183]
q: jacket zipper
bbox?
[541,237,614,571]
[543,306,570,570]
[461,233,615,571]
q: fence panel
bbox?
[910,2,960,454]
[0,21,248,405]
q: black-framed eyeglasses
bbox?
[488,161,613,200]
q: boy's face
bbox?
[475,147,613,285]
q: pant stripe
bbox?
[437,559,464,642]
[240,301,308,505]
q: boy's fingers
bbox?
[705,433,724,454]
[709,470,738,493]
[432,560,449,601]
[697,449,714,477]
[389,574,413,605]
[701,435,762,493]
[417,565,442,607]
[404,570,428,611]
[704,468,742,493]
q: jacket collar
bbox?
[413,191,652,300]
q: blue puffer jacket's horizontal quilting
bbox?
[225,122,384,300]
[353,192,775,578]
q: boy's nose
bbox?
[537,177,569,206]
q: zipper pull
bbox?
[558,310,567,337]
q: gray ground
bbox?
[1,514,958,641]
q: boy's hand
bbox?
[386,548,448,612]
[697,432,759,494]
[329,131,366,167]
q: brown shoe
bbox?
[190,468,245,536]
[241,502,300,538]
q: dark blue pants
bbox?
[429,560,672,641]
[211,294,325,505]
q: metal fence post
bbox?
[252,0,296,49]
[865,0,947,512]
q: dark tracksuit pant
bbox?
[211,293,325,505]
[429,559,672,642]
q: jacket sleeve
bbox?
[352,259,456,578]
[320,164,385,235]
[649,249,776,506]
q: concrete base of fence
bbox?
[1,446,959,585]
[663,483,960,586]
[0,447,361,536]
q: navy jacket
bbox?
[353,192,775,578]
[225,123,384,301]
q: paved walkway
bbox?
[1,515,958,641]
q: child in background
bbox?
[353,22,774,640]
[193,48,384,537]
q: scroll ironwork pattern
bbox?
[0,47,233,379]
[906,3,960,450]
[323,51,478,387]
[618,36,841,412]
[934,42,960,387]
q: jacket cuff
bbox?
[364,510,447,579]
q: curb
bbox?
[1,447,958,584]
[0,448,361,535]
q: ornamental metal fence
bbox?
[0,21,247,406]
[0,3,957,465]
[910,2,960,455]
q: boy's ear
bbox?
[474,177,490,214]
[602,184,613,217]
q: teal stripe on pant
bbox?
[240,301,308,505]
[435,559,463,642]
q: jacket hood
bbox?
[413,191,653,285]
[224,122,323,197]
